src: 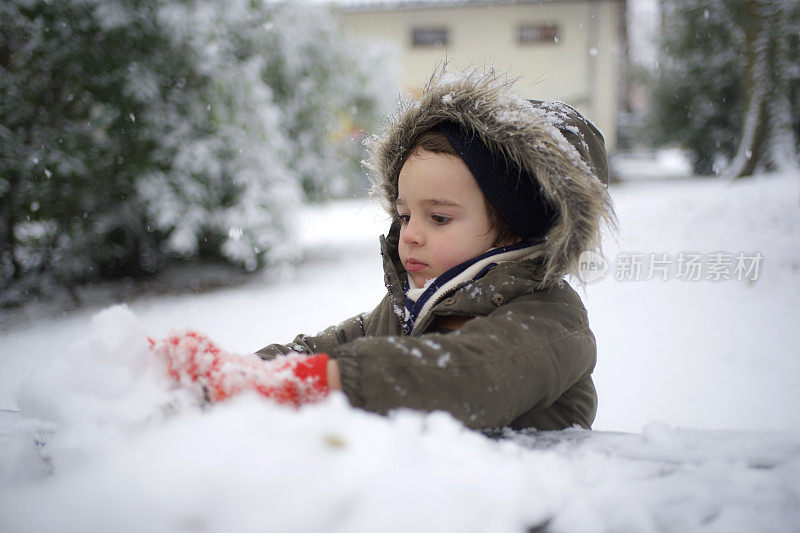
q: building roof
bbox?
[332,0,609,14]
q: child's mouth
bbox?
[405,258,427,272]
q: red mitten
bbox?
[149,331,329,406]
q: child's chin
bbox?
[413,274,434,288]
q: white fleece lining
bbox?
[410,245,544,334]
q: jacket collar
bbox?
[379,219,407,312]
[380,220,546,334]
[403,241,544,334]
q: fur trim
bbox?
[365,66,617,288]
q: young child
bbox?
[151,69,615,431]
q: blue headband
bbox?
[438,121,556,240]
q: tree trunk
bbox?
[725,0,770,179]
[1,169,23,283]
[618,0,631,114]
[726,0,799,179]
[767,0,800,172]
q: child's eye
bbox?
[397,214,410,225]
[432,215,451,225]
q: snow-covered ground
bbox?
[1,170,799,532]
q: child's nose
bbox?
[400,218,424,246]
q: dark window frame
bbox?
[411,27,449,48]
[518,23,560,45]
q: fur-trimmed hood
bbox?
[365,68,616,287]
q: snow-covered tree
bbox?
[0,0,393,304]
[648,0,800,176]
[1,0,191,297]
[256,1,396,200]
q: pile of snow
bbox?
[2,304,799,532]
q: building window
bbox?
[412,27,449,48]
[518,23,560,45]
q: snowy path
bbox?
[1,174,800,532]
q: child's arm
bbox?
[256,308,373,360]
[255,291,401,360]
[326,287,596,430]
[148,299,374,406]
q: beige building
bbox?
[336,0,625,151]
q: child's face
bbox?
[396,149,498,287]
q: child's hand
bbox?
[148,331,330,406]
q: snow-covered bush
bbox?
[0,0,394,303]
[255,1,397,200]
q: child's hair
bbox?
[409,129,521,247]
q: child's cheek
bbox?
[432,242,456,269]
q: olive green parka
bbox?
[258,223,599,430]
[257,68,615,431]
